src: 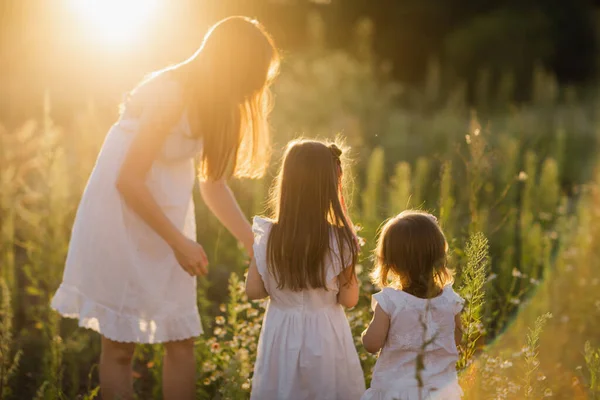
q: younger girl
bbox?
[245,139,366,400]
[51,17,278,400]
[361,211,464,400]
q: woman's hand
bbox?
[172,237,209,276]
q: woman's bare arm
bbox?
[116,80,207,276]
[199,179,254,257]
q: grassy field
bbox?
[1,46,600,399]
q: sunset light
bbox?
[70,0,160,45]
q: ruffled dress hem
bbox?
[51,284,202,344]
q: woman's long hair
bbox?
[266,139,359,291]
[125,16,279,180]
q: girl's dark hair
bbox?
[266,139,358,291]
[371,210,454,298]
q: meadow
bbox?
[1,33,600,399]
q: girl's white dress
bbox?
[51,78,203,343]
[362,286,464,400]
[250,217,366,400]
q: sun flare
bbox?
[71,0,159,45]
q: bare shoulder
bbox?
[128,72,184,119]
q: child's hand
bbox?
[173,237,209,276]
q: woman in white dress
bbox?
[245,139,366,400]
[361,211,464,400]
[51,17,279,400]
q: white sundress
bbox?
[362,286,464,400]
[250,217,366,400]
[51,78,204,343]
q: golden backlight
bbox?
[70,0,160,46]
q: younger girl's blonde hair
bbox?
[371,210,454,298]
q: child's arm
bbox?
[361,304,390,354]
[337,266,359,308]
[454,313,463,348]
[199,179,254,258]
[245,258,268,300]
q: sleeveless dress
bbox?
[51,78,204,343]
[362,286,464,400]
[250,217,366,400]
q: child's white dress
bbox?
[362,286,464,400]
[51,78,204,343]
[250,217,366,400]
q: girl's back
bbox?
[254,217,343,309]
[250,217,365,400]
[364,286,463,400]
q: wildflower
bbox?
[465,134,472,144]
[486,273,498,283]
[512,268,522,277]
[537,374,547,381]
[213,327,225,337]
[500,360,513,369]
[355,264,363,275]
[509,298,520,305]
[215,316,225,325]
[203,378,211,386]
[544,388,553,397]
[219,304,226,313]
[357,236,366,247]
[474,128,481,136]
[530,278,541,285]
[247,308,259,318]
[518,171,528,181]
[238,349,249,361]
[211,342,220,352]
[242,382,251,391]
[202,361,216,373]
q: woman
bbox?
[51,16,279,400]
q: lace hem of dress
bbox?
[51,284,202,344]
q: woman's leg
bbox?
[163,338,196,400]
[100,336,136,400]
